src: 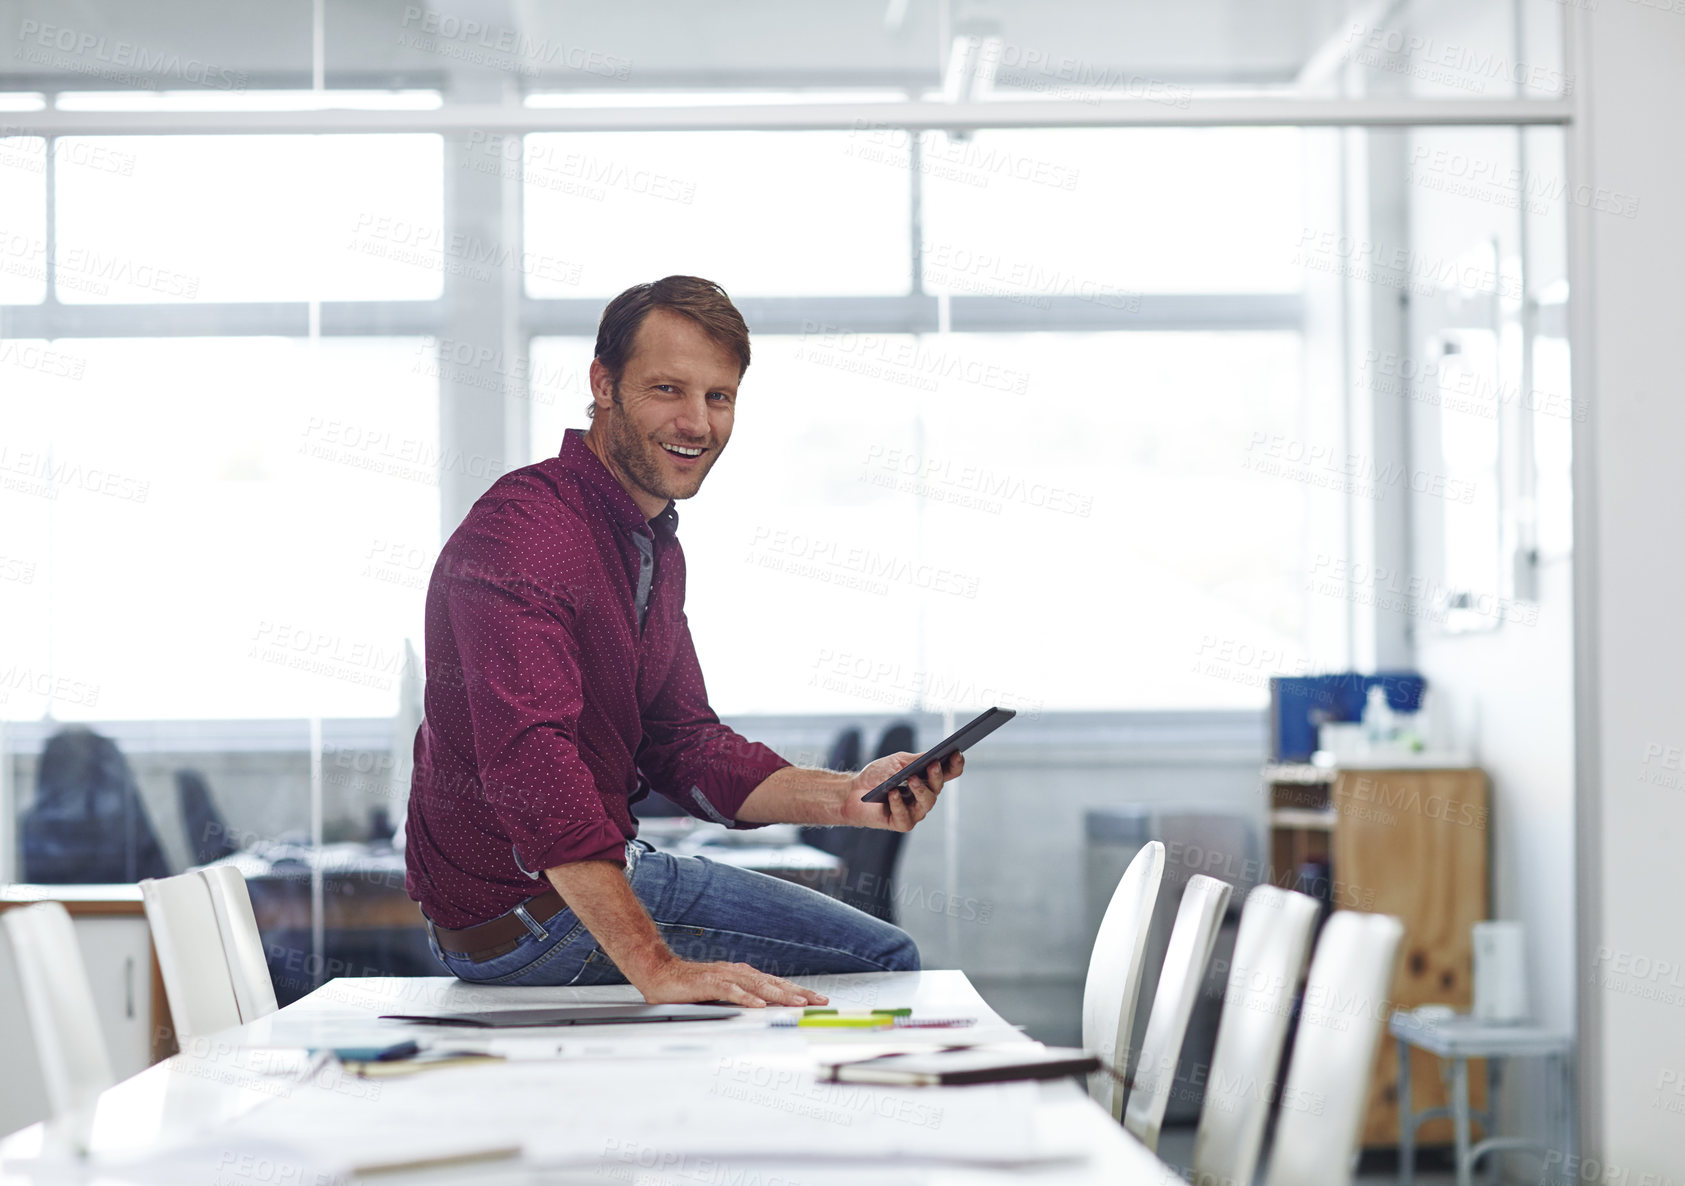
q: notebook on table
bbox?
[822,1045,1100,1086]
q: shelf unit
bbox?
[1265,762,1491,1149]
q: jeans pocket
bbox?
[445,913,593,986]
[567,947,615,986]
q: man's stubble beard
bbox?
[603,389,717,505]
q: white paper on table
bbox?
[158,1057,1077,1172]
[96,1133,521,1185]
[93,1136,352,1186]
[516,1059,1071,1166]
[124,1070,530,1179]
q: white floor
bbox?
[1154,1124,1460,1186]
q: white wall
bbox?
[1414,558,1577,1166]
[1399,110,1580,1166]
[1329,0,1585,1166]
[1414,565,1577,1023]
[1574,0,1685,1172]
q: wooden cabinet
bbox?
[1267,764,1490,1149]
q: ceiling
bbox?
[2,0,1354,95]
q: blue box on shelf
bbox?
[1268,672,1425,762]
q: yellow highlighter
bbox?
[793,1007,911,1029]
[797,1015,895,1029]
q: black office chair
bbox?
[177,768,239,865]
[22,726,171,884]
[830,721,917,924]
[798,726,864,859]
[874,722,916,764]
[828,726,865,775]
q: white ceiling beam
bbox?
[3,96,1572,136]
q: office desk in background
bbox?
[212,829,844,1004]
[638,819,844,891]
[0,969,1168,1184]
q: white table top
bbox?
[662,842,842,874]
[1388,1009,1574,1057]
[0,970,1173,1185]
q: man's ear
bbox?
[588,358,618,413]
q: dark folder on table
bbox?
[823,1045,1100,1086]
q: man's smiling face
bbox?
[588,307,740,517]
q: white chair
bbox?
[1,902,116,1144]
[198,865,278,1023]
[1191,885,1321,1186]
[1264,910,1406,1186]
[139,872,244,1041]
[1082,839,1165,1121]
[1124,874,1233,1150]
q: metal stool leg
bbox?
[1551,1051,1572,1184]
[1483,1059,1501,1186]
[1398,1037,1415,1186]
[1452,1056,1475,1186]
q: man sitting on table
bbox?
[404,275,963,1007]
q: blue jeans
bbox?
[426,839,920,987]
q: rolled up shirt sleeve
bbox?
[444,505,629,871]
[639,611,791,829]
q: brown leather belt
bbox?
[428,889,571,963]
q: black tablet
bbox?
[859,707,1016,803]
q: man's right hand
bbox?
[545,859,829,1008]
[632,952,829,1008]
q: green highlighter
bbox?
[801,1007,912,1016]
[795,1007,911,1029]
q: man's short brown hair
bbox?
[589,276,751,418]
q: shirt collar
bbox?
[560,428,680,539]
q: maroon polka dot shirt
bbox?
[404,429,790,928]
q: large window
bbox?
[3,122,444,720]
[55,134,443,303]
[2,337,437,720]
[1,124,440,997]
[526,125,1318,714]
[4,114,1570,730]
[919,127,1305,295]
[523,129,912,298]
[532,328,1308,714]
